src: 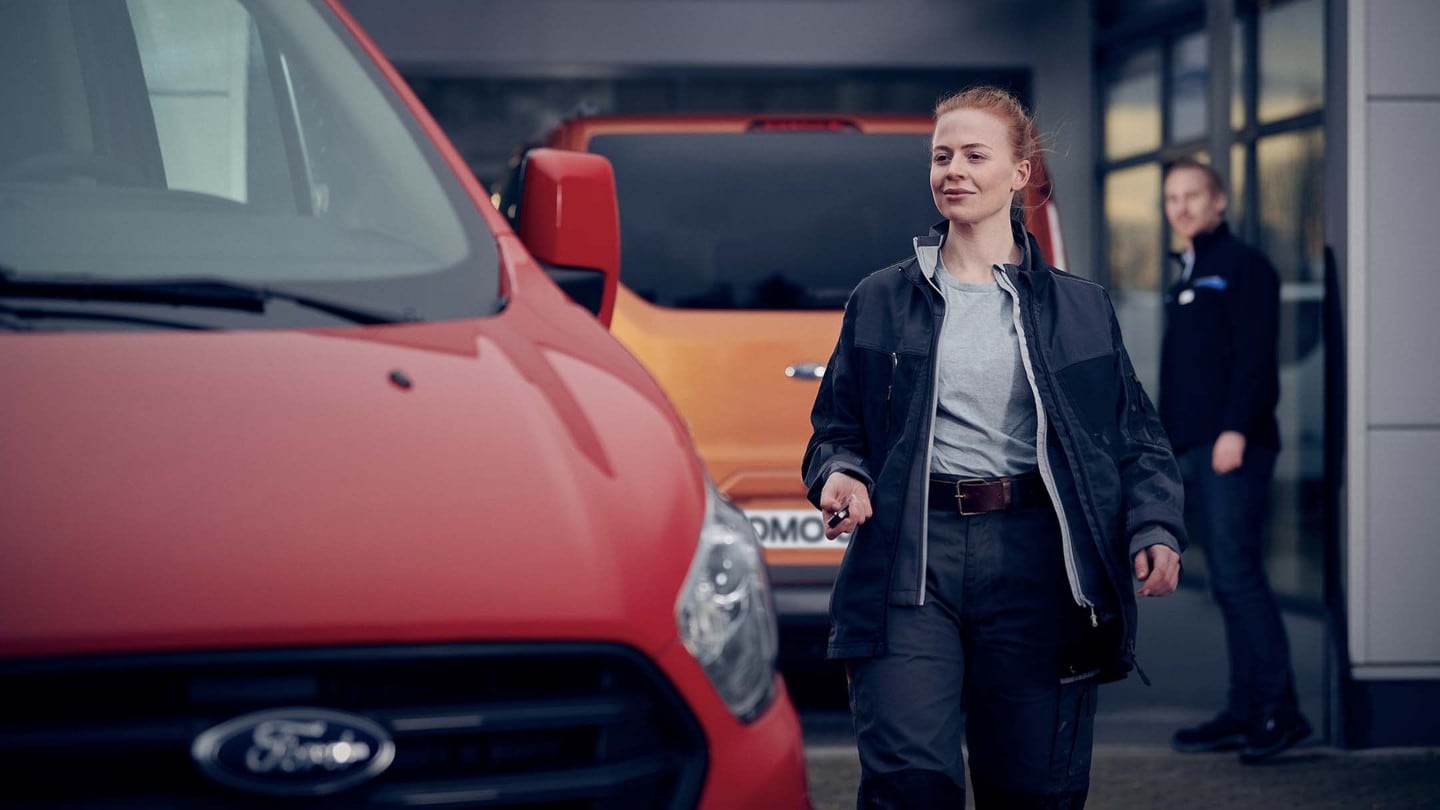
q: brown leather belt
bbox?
[928,471,1049,516]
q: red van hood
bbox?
[0,305,704,660]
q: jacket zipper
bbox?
[885,352,898,433]
[917,270,946,606]
[994,267,1097,625]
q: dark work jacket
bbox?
[802,222,1187,682]
[1159,222,1281,453]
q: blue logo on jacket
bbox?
[1191,275,1228,290]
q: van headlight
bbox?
[675,481,779,722]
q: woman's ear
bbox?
[1012,158,1032,192]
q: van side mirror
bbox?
[516,149,620,327]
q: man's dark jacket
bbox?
[1160,221,1281,452]
[802,223,1186,682]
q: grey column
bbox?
[1207,0,1234,191]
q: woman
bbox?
[802,86,1186,809]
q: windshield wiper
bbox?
[0,268,417,326]
[0,302,214,331]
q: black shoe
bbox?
[1171,712,1250,753]
[1239,711,1312,764]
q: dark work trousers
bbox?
[1178,443,1298,720]
[848,502,1098,809]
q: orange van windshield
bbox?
[589,132,936,310]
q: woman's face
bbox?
[930,108,1031,229]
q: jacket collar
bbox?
[911,217,1038,284]
[1169,220,1232,269]
[1189,220,1231,258]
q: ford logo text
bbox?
[192,707,395,797]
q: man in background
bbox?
[1159,157,1310,764]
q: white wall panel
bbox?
[1349,0,1440,679]
[1366,0,1440,97]
[1365,101,1440,425]
[1360,431,1440,664]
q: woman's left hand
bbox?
[1134,544,1181,597]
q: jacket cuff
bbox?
[805,459,874,507]
[1219,419,1249,437]
[1128,524,1182,562]
[821,460,873,492]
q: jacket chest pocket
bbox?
[857,343,928,445]
[1052,351,1123,445]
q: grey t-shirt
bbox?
[929,262,1039,478]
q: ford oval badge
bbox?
[192,707,395,797]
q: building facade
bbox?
[345,0,1440,746]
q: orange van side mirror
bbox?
[516,149,620,328]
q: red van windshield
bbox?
[0,0,498,329]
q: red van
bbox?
[0,2,809,807]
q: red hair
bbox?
[933,86,1039,166]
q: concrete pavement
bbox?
[790,586,1440,808]
[803,744,1440,809]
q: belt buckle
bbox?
[954,478,989,516]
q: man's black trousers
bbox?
[1177,443,1298,720]
[848,503,1098,809]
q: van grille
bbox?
[0,644,707,808]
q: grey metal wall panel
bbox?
[1363,431,1440,663]
[1366,101,1440,425]
[1366,0,1440,97]
[343,0,1034,70]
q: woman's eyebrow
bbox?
[934,141,991,152]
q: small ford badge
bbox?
[192,707,395,797]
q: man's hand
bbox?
[820,471,873,540]
[1134,543,1181,597]
[1212,430,1246,475]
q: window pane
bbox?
[1232,18,1247,130]
[1104,163,1163,391]
[1258,128,1324,285]
[1257,126,1326,605]
[1230,142,1247,237]
[1105,49,1161,160]
[1169,31,1208,143]
[409,70,1008,190]
[1259,0,1324,122]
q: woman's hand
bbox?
[820,471,873,540]
[1134,543,1181,597]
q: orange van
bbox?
[509,114,1065,660]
